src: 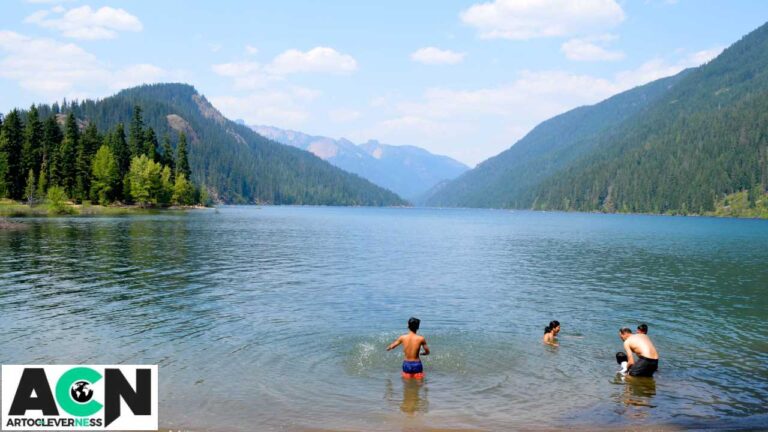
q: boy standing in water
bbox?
[387,317,430,379]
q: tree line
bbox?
[0,104,205,207]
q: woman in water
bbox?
[543,320,560,346]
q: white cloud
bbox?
[410,47,466,65]
[561,35,625,61]
[211,46,359,125]
[0,31,169,99]
[209,87,320,128]
[24,5,142,40]
[328,109,361,123]
[460,0,625,40]
[211,61,281,90]
[266,47,358,75]
[213,46,358,91]
[208,43,222,53]
[245,45,259,55]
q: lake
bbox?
[1,206,767,431]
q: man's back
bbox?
[400,333,426,361]
[627,334,659,359]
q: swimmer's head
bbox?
[408,317,420,333]
[616,352,628,364]
[545,320,561,335]
[619,327,632,341]
[637,323,648,334]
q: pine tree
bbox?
[75,122,100,201]
[25,169,36,205]
[0,110,24,199]
[176,132,191,180]
[129,105,145,157]
[58,113,79,196]
[0,152,8,198]
[43,115,62,187]
[111,123,130,178]
[21,105,43,180]
[144,127,158,161]
[161,133,174,173]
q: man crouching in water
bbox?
[387,317,430,379]
[619,327,659,377]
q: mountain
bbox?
[45,84,407,206]
[428,21,768,216]
[252,125,469,201]
[425,72,687,208]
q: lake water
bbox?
[1,206,767,431]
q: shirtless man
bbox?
[619,327,659,377]
[387,317,430,379]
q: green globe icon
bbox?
[70,380,93,403]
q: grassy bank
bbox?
[707,190,768,219]
[0,198,199,218]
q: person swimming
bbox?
[616,351,629,375]
[637,323,648,334]
[387,317,430,379]
[543,320,560,346]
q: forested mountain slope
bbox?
[5,84,406,206]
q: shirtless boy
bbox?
[387,317,430,379]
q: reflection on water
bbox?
[384,378,429,415]
[1,207,768,431]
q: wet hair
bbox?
[408,317,420,333]
[637,323,648,334]
[616,352,628,364]
[619,327,632,335]
[544,320,560,334]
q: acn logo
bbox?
[2,365,158,431]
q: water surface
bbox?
[1,207,767,430]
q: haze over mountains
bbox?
[427,21,768,216]
[251,125,469,201]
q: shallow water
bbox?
[1,207,767,430]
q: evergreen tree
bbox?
[161,133,174,172]
[0,110,24,199]
[25,169,36,205]
[111,123,130,178]
[176,132,191,179]
[144,127,158,161]
[0,152,8,198]
[75,122,100,201]
[42,115,62,187]
[129,105,145,157]
[37,166,47,199]
[58,113,79,196]
[21,105,43,180]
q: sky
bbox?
[1,1,767,166]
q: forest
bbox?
[0,104,201,211]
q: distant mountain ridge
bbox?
[252,125,469,201]
[427,20,768,216]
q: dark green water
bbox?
[1,207,767,431]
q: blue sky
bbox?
[1,1,767,165]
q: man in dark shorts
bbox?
[619,327,659,377]
[387,317,430,379]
